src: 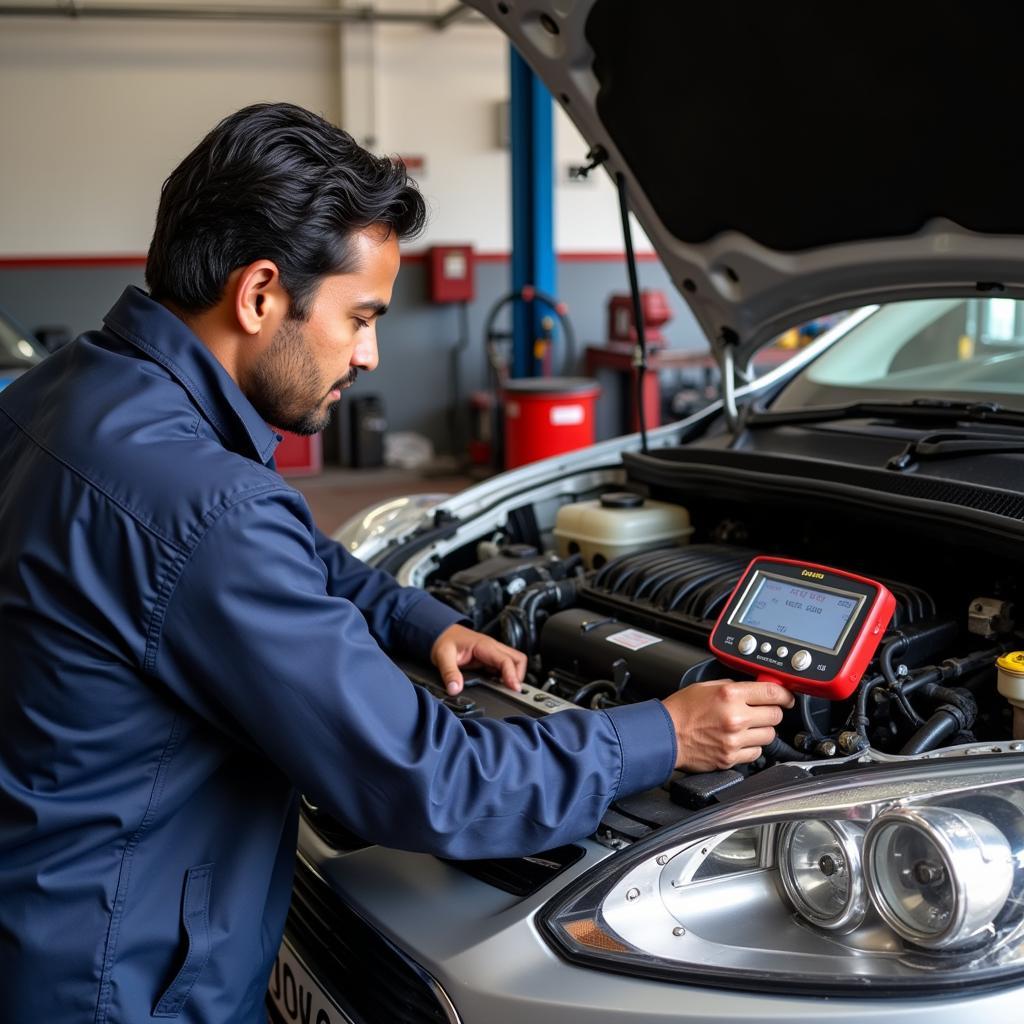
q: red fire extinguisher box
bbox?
[274,431,323,477]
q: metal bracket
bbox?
[713,328,741,434]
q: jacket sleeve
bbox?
[152,488,677,859]
[311,524,464,660]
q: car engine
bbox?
[417,487,1022,824]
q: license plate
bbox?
[268,938,354,1024]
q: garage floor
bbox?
[290,467,477,535]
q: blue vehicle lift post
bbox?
[509,47,555,379]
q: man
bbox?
[0,103,793,1022]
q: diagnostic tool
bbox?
[709,557,895,699]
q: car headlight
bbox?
[778,818,868,932]
[864,805,1014,949]
[541,755,1024,996]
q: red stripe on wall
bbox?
[0,250,660,269]
[0,255,148,269]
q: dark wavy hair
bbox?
[146,102,426,320]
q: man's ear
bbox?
[234,260,287,336]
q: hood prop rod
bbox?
[718,330,741,434]
[615,171,650,454]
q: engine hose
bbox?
[497,578,578,656]
[900,709,960,755]
[798,694,825,739]
[878,639,925,728]
[914,683,977,723]
[902,645,1005,693]
[847,673,886,740]
[499,611,525,651]
[763,736,811,763]
[568,679,619,708]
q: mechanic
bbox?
[0,102,794,1022]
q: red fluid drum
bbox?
[502,377,600,469]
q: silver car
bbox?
[0,305,45,393]
[270,4,1024,1022]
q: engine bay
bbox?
[414,482,1024,840]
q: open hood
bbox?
[469,0,1024,367]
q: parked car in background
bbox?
[269,4,1024,1023]
[0,305,45,392]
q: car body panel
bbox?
[466,1,1024,367]
[298,818,1023,1024]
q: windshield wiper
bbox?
[747,398,1024,431]
[886,431,1024,471]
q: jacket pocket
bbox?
[152,863,214,1018]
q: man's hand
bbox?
[430,624,527,695]
[662,679,795,772]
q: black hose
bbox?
[847,673,885,741]
[879,637,925,728]
[900,709,960,755]
[763,736,812,763]
[497,578,578,656]
[798,694,825,739]
[568,679,619,708]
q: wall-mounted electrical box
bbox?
[427,245,475,304]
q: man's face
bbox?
[244,226,399,436]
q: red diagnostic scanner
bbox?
[709,557,896,700]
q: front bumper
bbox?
[290,818,1024,1024]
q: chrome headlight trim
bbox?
[539,754,1024,997]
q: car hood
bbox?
[469,0,1024,367]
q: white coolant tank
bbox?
[553,492,693,569]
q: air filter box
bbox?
[540,608,720,701]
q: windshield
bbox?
[0,309,43,372]
[773,298,1024,413]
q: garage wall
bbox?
[0,1,701,453]
[0,7,341,256]
[0,0,651,257]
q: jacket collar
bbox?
[103,286,281,465]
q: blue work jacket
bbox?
[0,287,677,1023]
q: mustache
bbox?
[329,368,358,395]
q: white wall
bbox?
[0,0,651,256]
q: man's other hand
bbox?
[430,624,527,695]
[662,679,796,773]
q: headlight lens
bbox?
[542,755,1024,996]
[864,806,1014,949]
[778,819,868,931]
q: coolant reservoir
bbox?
[553,492,693,569]
[996,651,1024,740]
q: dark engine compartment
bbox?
[420,484,1022,834]
[297,474,1024,906]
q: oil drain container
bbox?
[502,377,600,469]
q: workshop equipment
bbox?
[424,245,476,459]
[710,556,896,700]
[274,431,323,477]
[474,285,594,470]
[502,376,600,469]
[349,394,387,469]
[607,289,671,348]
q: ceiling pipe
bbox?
[0,2,484,28]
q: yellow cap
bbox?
[997,651,1024,676]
